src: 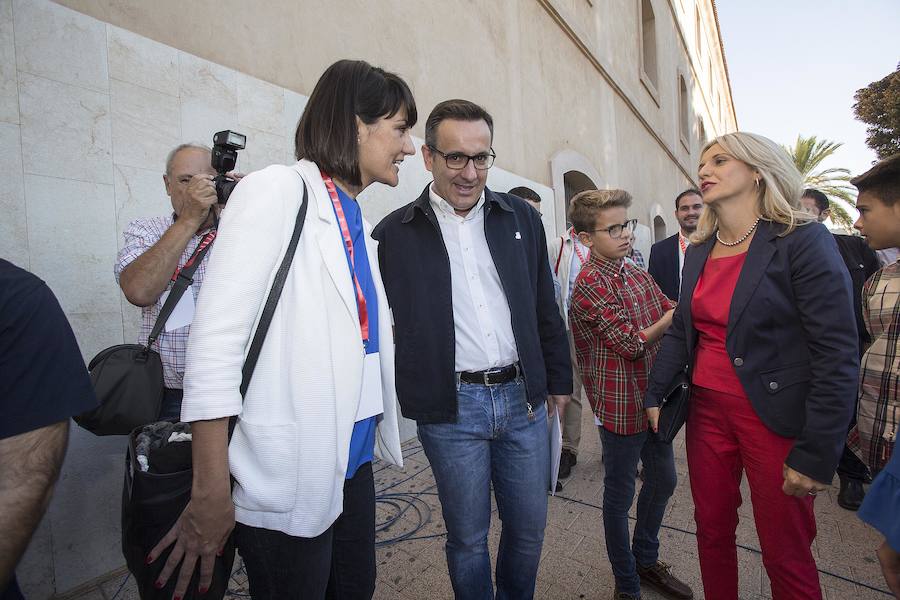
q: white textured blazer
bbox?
[182,159,403,538]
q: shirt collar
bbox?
[429,184,485,221]
[589,252,626,277]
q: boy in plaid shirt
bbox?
[569,190,692,600]
[850,154,900,595]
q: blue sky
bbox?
[716,1,900,182]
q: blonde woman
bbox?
[644,132,859,599]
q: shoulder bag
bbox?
[75,231,216,436]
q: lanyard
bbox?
[171,230,217,281]
[570,228,590,265]
[679,233,688,255]
[320,171,370,343]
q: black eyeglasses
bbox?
[586,219,637,239]
[427,146,496,170]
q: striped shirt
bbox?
[570,253,674,435]
[851,258,899,474]
[114,215,213,389]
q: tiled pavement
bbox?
[66,407,892,600]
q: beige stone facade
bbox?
[4,0,735,595]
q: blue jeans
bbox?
[418,379,550,600]
[598,427,677,596]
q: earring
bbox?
[755,178,760,190]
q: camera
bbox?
[211,130,246,204]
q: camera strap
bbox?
[146,230,217,349]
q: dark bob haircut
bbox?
[294,59,417,186]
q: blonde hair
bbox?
[693,132,810,243]
[568,189,632,233]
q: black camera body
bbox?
[211,130,246,204]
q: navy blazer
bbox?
[648,233,681,301]
[645,220,859,483]
[373,185,572,423]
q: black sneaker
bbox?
[837,476,865,511]
[636,561,693,599]
[613,589,640,600]
[559,449,575,479]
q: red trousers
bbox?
[686,386,821,600]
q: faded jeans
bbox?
[418,378,550,600]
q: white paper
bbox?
[161,286,195,332]
[549,410,562,495]
[356,352,384,421]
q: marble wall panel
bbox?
[237,126,291,174]
[67,310,124,363]
[0,0,18,124]
[283,88,308,138]
[179,52,238,144]
[110,79,181,170]
[236,71,285,136]
[12,0,107,92]
[113,163,173,246]
[18,72,113,184]
[0,122,28,267]
[24,174,120,314]
[107,25,179,96]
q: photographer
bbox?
[115,143,241,421]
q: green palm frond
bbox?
[784,134,859,230]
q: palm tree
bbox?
[784,135,857,229]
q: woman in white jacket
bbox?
[148,60,417,599]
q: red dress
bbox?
[687,252,822,600]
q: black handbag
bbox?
[75,235,215,436]
[121,183,308,600]
[655,367,691,443]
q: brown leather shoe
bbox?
[636,561,693,599]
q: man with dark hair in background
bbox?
[374,99,571,599]
[509,185,542,212]
[0,260,97,600]
[648,189,704,301]
[799,188,880,510]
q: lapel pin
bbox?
[515,232,521,239]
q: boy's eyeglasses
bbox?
[585,219,637,239]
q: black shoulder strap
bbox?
[147,235,215,348]
[239,181,309,397]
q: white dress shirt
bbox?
[429,185,519,372]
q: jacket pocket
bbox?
[759,362,812,395]
[230,420,298,513]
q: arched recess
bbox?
[550,149,604,235]
[653,215,667,242]
[648,201,668,243]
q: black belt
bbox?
[459,363,520,386]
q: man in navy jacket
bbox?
[373,99,571,599]
[647,189,704,300]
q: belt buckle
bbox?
[483,370,492,386]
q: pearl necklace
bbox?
[716,217,760,247]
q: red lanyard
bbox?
[171,230,217,281]
[679,233,688,255]
[320,171,370,343]
[570,228,590,264]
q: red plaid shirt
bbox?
[570,253,674,435]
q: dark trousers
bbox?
[233,462,376,600]
[160,387,183,421]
